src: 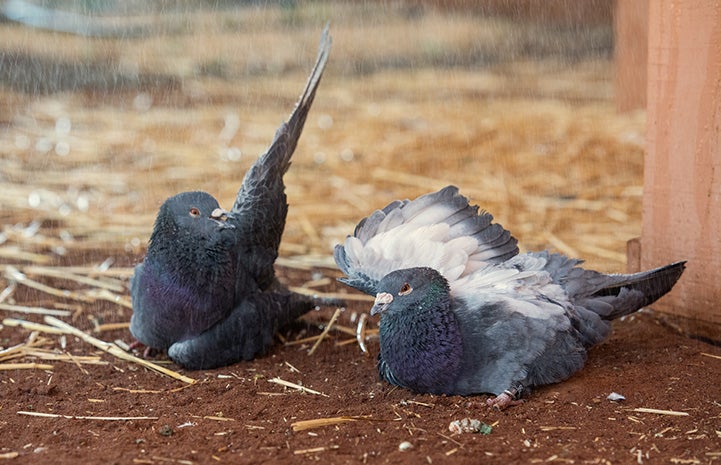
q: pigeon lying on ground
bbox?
[129,26,332,370]
[334,185,685,409]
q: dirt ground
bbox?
[1,3,720,464]
[3,261,721,465]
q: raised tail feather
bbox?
[591,261,686,320]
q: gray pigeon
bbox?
[334,185,685,409]
[129,26,331,370]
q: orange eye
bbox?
[399,283,412,295]
[189,207,200,217]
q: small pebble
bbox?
[398,441,413,451]
[607,392,626,402]
[157,424,173,437]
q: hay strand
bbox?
[267,377,328,397]
[293,445,340,455]
[0,303,71,317]
[17,411,158,421]
[632,408,690,417]
[308,307,341,356]
[3,317,67,334]
[43,316,195,384]
[4,265,95,303]
[0,362,54,370]
[291,416,360,431]
[18,265,126,292]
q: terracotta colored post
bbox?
[613,0,648,112]
[639,0,721,338]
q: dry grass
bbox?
[0,3,640,305]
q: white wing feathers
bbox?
[334,185,519,295]
[342,222,479,284]
[452,254,570,321]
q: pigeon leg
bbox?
[486,382,527,410]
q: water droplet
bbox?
[76,195,89,211]
[28,191,41,208]
[58,204,72,216]
[59,230,74,242]
[313,152,326,164]
[55,141,70,157]
[133,93,153,112]
[219,113,240,142]
[35,138,53,153]
[317,113,333,129]
[22,221,41,238]
[221,146,242,161]
[55,117,71,135]
[340,148,354,162]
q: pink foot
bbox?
[486,392,525,410]
[128,340,156,358]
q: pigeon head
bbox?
[371,266,462,395]
[371,267,450,316]
[151,191,233,240]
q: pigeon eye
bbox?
[399,283,412,295]
[189,207,200,217]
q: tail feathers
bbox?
[583,261,686,320]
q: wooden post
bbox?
[639,0,721,340]
[613,0,648,112]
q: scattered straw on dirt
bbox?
[631,408,691,417]
[41,316,195,384]
[267,377,328,397]
[17,411,159,421]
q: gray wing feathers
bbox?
[229,25,330,287]
[233,25,331,216]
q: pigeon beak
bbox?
[210,208,235,229]
[370,292,393,316]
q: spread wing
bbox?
[334,185,519,295]
[229,25,331,289]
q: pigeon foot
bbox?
[128,340,158,358]
[486,392,525,410]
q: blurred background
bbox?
[0,0,642,274]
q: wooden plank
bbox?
[409,1,613,25]
[639,0,721,337]
[613,0,648,112]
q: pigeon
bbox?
[129,25,332,370]
[334,185,686,409]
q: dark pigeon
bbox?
[129,26,332,370]
[334,185,685,409]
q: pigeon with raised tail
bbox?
[130,25,332,370]
[334,185,685,408]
